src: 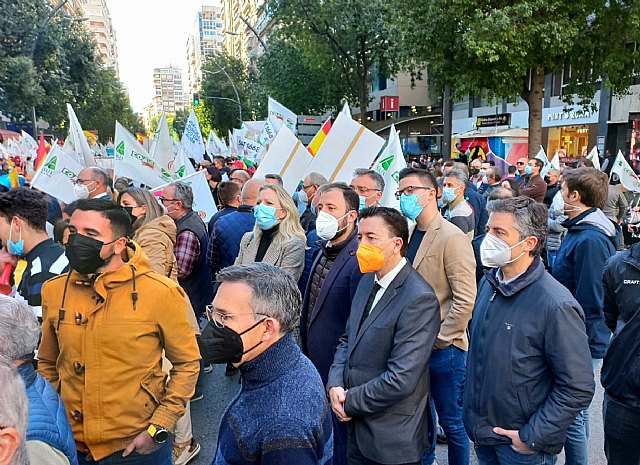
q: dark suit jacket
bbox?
[327,262,441,464]
[300,234,363,385]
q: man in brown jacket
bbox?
[398,167,477,465]
[38,199,200,465]
[520,158,547,203]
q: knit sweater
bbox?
[212,333,333,465]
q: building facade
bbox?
[150,65,187,118]
[222,0,267,62]
[186,5,225,99]
[80,0,119,76]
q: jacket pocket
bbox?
[140,371,167,412]
[516,386,532,419]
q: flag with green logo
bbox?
[114,121,171,188]
[151,170,217,222]
[373,125,406,210]
[31,144,83,203]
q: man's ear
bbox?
[0,427,21,464]
[261,317,280,340]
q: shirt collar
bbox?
[375,257,407,290]
[496,267,525,285]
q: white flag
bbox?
[152,170,217,223]
[586,146,601,171]
[254,126,312,194]
[341,101,352,119]
[611,150,640,193]
[237,136,263,163]
[20,131,38,152]
[373,125,406,210]
[268,97,297,134]
[181,110,206,163]
[305,112,385,183]
[151,113,175,171]
[207,130,228,157]
[258,116,279,147]
[170,145,197,179]
[66,104,97,167]
[30,144,83,204]
[114,121,171,188]
[536,146,553,177]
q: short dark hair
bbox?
[265,174,284,186]
[398,167,438,190]
[323,182,360,212]
[486,196,548,256]
[63,200,78,217]
[72,199,131,238]
[487,186,515,201]
[217,181,240,206]
[0,188,47,231]
[562,167,608,209]
[205,165,222,183]
[508,165,517,175]
[532,159,544,170]
[53,218,69,246]
[359,206,409,256]
[576,157,594,168]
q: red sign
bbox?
[380,96,400,112]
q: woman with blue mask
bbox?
[235,184,307,281]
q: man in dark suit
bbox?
[328,206,441,465]
[300,183,363,465]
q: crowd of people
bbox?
[0,149,639,465]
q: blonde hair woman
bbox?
[235,184,306,280]
[118,187,178,281]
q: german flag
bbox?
[307,119,332,156]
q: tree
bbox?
[268,0,391,118]
[172,109,190,137]
[256,35,352,115]
[199,52,263,135]
[392,0,640,158]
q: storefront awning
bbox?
[454,128,528,139]
[0,129,21,141]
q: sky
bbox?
[107,0,210,113]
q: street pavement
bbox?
[189,364,607,465]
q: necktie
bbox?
[358,283,381,331]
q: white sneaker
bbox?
[173,438,200,465]
[203,364,213,374]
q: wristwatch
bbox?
[147,424,170,444]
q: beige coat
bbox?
[134,215,178,282]
[410,214,477,350]
[235,232,306,281]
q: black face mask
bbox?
[122,206,137,226]
[469,167,480,176]
[200,318,264,365]
[66,233,118,274]
[544,176,551,184]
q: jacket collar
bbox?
[17,362,37,388]
[562,207,598,229]
[25,238,57,262]
[485,257,545,297]
[240,333,299,389]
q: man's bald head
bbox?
[241,178,265,206]
[77,167,110,198]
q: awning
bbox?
[454,128,528,139]
[0,129,21,141]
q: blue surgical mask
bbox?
[437,198,446,209]
[7,224,24,257]
[400,194,425,221]
[442,187,457,203]
[524,165,533,175]
[254,204,278,230]
[359,196,367,212]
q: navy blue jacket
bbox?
[207,205,237,234]
[603,241,640,332]
[464,258,595,454]
[18,362,79,465]
[208,205,255,275]
[298,229,321,294]
[464,181,488,238]
[300,234,363,385]
[552,208,618,359]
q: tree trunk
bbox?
[526,70,545,159]
[358,76,368,122]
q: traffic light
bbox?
[193,93,200,107]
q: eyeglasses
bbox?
[76,178,95,185]
[159,197,178,203]
[516,162,525,166]
[302,184,315,190]
[205,305,267,328]
[350,185,381,196]
[394,186,432,200]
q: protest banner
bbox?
[207,130,229,156]
[170,145,197,179]
[268,97,297,133]
[114,122,171,188]
[373,125,406,210]
[30,144,83,204]
[611,150,640,192]
[181,110,206,162]
[66,104,97,167]
[586,146,601,170]
[151,113,176,171]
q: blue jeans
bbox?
[563,358,601,465]
[76,440,172,465]
[475,444,557,465]
[422,345,469,465]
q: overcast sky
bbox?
[107,0,217,113]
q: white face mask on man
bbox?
[480,233,527,268]
[315,210,349,241]
[73,183,91,199]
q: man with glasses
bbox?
[515,158,528,185]
[398,167,476,465]
[350,169,384,211]
[300,172,328,232]
[229,169,250,188]
[74,167,111,200]
[38,199,200,465]
[205,263,333,465]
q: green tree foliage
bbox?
[172,109,190,137]
[199,52,263,135]
[0,0,141,137]
[256,35,352,115]
[268,0,391,118]
[391,0,640,158]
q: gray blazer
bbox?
[235,231,306,281]
[327,262,441,464]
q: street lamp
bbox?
[202,66,243,123]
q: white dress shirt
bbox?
[369,257,407,313]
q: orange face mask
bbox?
[356,243,386,273]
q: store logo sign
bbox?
[542,103,600,127]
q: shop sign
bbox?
[476,113,511,128]
[380,96,400,112]
[542,104,599,127]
